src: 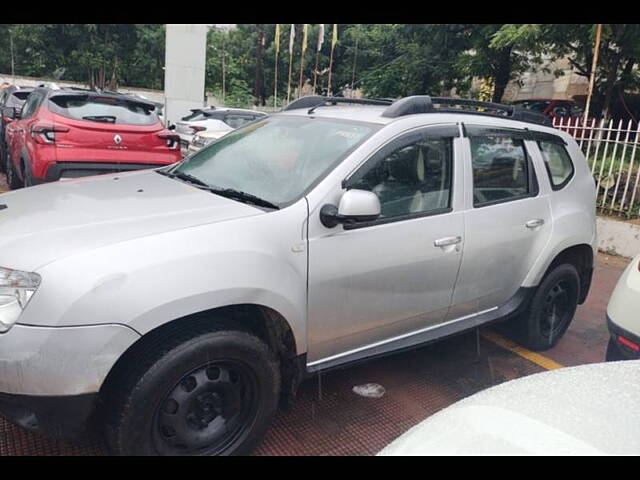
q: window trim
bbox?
[341,124,458,230]
[537,140,575,191]
[469,130,540,209]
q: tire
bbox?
[518,263,580,351]
[605,338,627,361]
[22,161,34,188]
[6,153,23,190]
[104,328,280,456]
[0,140,6,174]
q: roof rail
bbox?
[381,95,552,126]
[283,95,394,114]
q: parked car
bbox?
[187,127,234,154]
[0,85,34,172]
[606,254,640,361]
[175,107,267,153]
[378,360,640,455]
[511,98,585,120]
[2,86,181,189]
[0,95,596,456]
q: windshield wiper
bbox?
[157,170,279,210]
[82,115,117,123]
[157,169,210,188]
[209,187,280,210]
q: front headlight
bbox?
[0,267,41,333]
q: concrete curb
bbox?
[597,216,640,259]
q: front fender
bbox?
[20,201,309,355]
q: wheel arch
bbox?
[97,303,303,416]
[532,243,594,304]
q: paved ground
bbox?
[0,174,631,455]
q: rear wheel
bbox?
[518,264,580,351]
[104,328,280,456]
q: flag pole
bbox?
[287,25,295,104]
[298,24,308,99]
[313,24,325,93]
[327,24,337,97]
[584,23,602,123]
[274,24,280,108]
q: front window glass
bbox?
[350,135,452,220]
[173,116,378,206]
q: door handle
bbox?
[434,236,462,247]
[525,219,545,229]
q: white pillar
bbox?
[164,24,208,127]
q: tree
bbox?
[492,24,640,116]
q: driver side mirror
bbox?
[320,189,381,228]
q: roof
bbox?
[278,95,555,130]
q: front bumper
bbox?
[607,315,640,360]
[0,391,97,439]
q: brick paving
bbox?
[0,172,631,455]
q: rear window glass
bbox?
[12,91,31,101]
[181,110,216,122]
[49,95,158,125]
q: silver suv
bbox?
[0,96,596,455]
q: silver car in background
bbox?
[0,95,596,455]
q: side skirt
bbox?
[306,287,535,374]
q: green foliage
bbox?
[3,23,640,112]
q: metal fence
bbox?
[553,116,640,218]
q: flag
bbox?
[302,24,308,53]
[332,24,338,47]
[289,24,295,55]
[274,24,280,55]
[317,24,325,52]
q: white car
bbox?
[175,107,266,152]
[606,254,640,361]
[379,360,640,455]
[187,128,233,154]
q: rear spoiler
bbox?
[48,92,157,112]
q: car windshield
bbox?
[171,115,379,206]
[512,100,551,113]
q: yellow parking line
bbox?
[481,330,564,371]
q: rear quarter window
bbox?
[49,95,159,126]
[538,140,574,189]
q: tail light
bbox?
[157,131,181,150]
[190,125,206,134]
[30,124,69,144]
[618,335,640,352]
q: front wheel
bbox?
[518,263,580,351]
[105,328,280,456]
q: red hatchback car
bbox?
[2,86,181,189]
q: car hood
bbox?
[378,360,640,455]
[0,170,263,271]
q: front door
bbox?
[306,125,465,366]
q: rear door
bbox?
[48,94,174,165]
[447,125,552,320]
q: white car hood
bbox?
[379,360,640,455]
[0,170,263,271]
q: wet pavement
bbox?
[0,174,632,455]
